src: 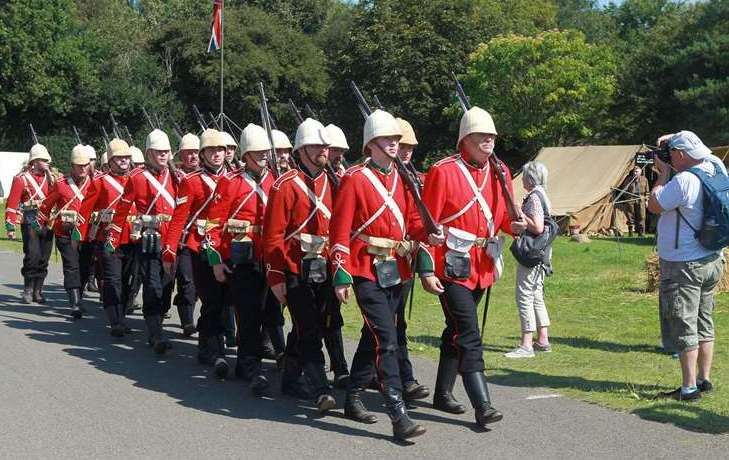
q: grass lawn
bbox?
[341,236,729,433]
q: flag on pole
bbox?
[207,0,223,53]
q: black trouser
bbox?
[396,279,415,384]
[263,290,284,331]
[136,244,173,318]
[56,236,82,290]
[439,282,485,374]
[285,272,331,395]
[20,223,53,280]
[173,247,196,326]
[191,251,226,338]
[350,277,405,392]
[230,264,267,363]
[78,241,95,288]
[101,243,137,309]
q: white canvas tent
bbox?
[513,145,642,234]
[0,152,29,199]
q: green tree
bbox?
[321,0,558,164]
[464,29,617,161]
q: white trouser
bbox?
[515,262,550,333]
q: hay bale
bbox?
[570,234,591,243]
[646,249,729,293]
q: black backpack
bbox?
[510,189,559,268]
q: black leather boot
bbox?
[383,386,426,441]
[177,304,196,337]
[32,277,46,303]
[303,361,335,413]
[324,329,350,389]
[281,355,311,399]
[403,380,430,402]
[433,356,466,414]
[214,335,230,379]
[68,289,82,319]
[344,387,378,424]
[104,306,124,338]
[198,335,216,365]
[462,372,503,427]
[21,278,33,304]
[145,315,171,354]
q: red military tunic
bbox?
[263,168,333,287]
[79,172,133,244]
[420,153,514,290]
[163,168,223,261]
[5,171,51,226]
[329,161,425,285]
[108,166,177,249]
[207,168,275,261]
[38,175,91,238]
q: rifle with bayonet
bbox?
[110,113,122,138]
[258,82,282,177]
[349,80,438,235]
[288,99,340,190]
[73,126,83,144]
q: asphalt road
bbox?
[0,250,726,459]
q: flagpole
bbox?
[219,0,224,117]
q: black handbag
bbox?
[510,190,558,268]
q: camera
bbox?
[635,142,671,166]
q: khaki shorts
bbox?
[659,254,724,352]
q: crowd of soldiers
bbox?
[4,106,524,441]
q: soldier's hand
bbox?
[421,275,444,295]
[271,283,287,304]
[212,263,231,283]
[6,231,15,240]
[334,284,351,304]
[428,230,445,246]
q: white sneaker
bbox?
[504,346,535,358]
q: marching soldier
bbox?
[79,145,102,297]
[163,129,228,374]
[393,118,430,403]
[38,145,91,318]
[330,109,437,441]
[321,123,350,388]
[130,146,146,168]
[5,144,55,304]
[325,124,348,176]
[221,131,241,346]
[172,133,201,337]
[206,124,276,394]
[109,129,177,354]
[99,152,110,174]
[263,118,337,412]
[419,107,521,429]
[79,139,135,337]
[272,129,293,173]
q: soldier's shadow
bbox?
[0,285,472,443]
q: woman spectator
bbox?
[505,161,552,358]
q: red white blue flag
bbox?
[207,0,223,53]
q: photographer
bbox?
[647,131,726,401]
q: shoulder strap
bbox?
[351,168,405,239]
[142,169,175,213]
[284,175,331,241]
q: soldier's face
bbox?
[328,148,345,162]
[148,149,170,168]
[202,146,226,168]
[370,136,400,160]
[32,160,49,171]
[72,163,89,179]
[225,146,236,161]
[303,145,329,169]
[463,133,495,164]
[110,156,131,173]
[398,144,414,164]
[179,149,199,169]
[245,150,268,173]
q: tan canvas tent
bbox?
[513,145,642,234]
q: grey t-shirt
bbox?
[656,158,726,262]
